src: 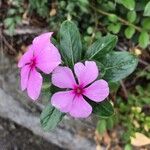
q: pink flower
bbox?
[51,61,109,118]
[18,32,61,100]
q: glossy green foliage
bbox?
[120,0,135,10]
[125,27,135,39]
[139,31,149,48]
[59,20,82,67]
[85,34,117,60]
[127,11,136,23]
[40,104,64,131]
[93,100,114,118]
[100,51,138,82]
[144,1,150,16]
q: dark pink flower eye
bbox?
[30,57,36,69]
[73,85,84,95]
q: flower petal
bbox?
[84,80,109,102]
[74,61,98,86]
[32,32,53,56]
[18,45,33,68]
[36,43,61,74]
[20,65,30,91]
[27,68,43,100]
[51,91,74,113]
[52,66,76,89]
[69,96,92,118]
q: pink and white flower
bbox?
[18,32,61,100]
[51,61,109,118]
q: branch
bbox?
[120,80,128,99]
[90,5,142,32]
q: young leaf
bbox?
[97,119,107,134]
[40,104,64,131]
[85,34,117,60]
[127,11,136,23]
[4,17,14,27]
[108,14,118,23]
[93,100,114,118]
[124,144,133,150]
[139,31,149,48]
[107,23,121,34]
[8,24,15,36]
[125,26,135,39]
[121,0,135,10]
[87,26,93,34]
[100,51,138,82]
[59,20,82,67]
[144,2,150,16]
[8,9,16,15]
[142,18,150,30]
[107,1,116,11]
[107,117,115,129]
[15,16,22,24]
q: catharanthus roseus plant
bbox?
[18,20,138,131]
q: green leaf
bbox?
[8,9,16,15]
[51,37,60,50]
[144,2,150,16]
[87,26,93,35]
[78,0,89,13]
[107,23,121,34]
[93,100,114,118]
[106,117,114,129]
[107,1,116,11]
[97,119,106,134]
[59,20,82,67]
[125,26,135,39]
[95,32,102,39]
[66,3,75,12]
[124,144,132,150]
[40,104,64,131]
[142,18,150,30]
[109,82,120,93]
[4,17,14,27]
[8,24,15,36]
[108,14,118,23]
[100,51,138,82]
[139,31,149,48]
[85,34,117,60]
[95,61,106,78]
[15,16,21,24]
[127,11,136,23]
[121,0,135,10]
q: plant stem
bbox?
[120,81,128,100]
[90,5,142,32]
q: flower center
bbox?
[30,58,36,69]
[73,85,84,96]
